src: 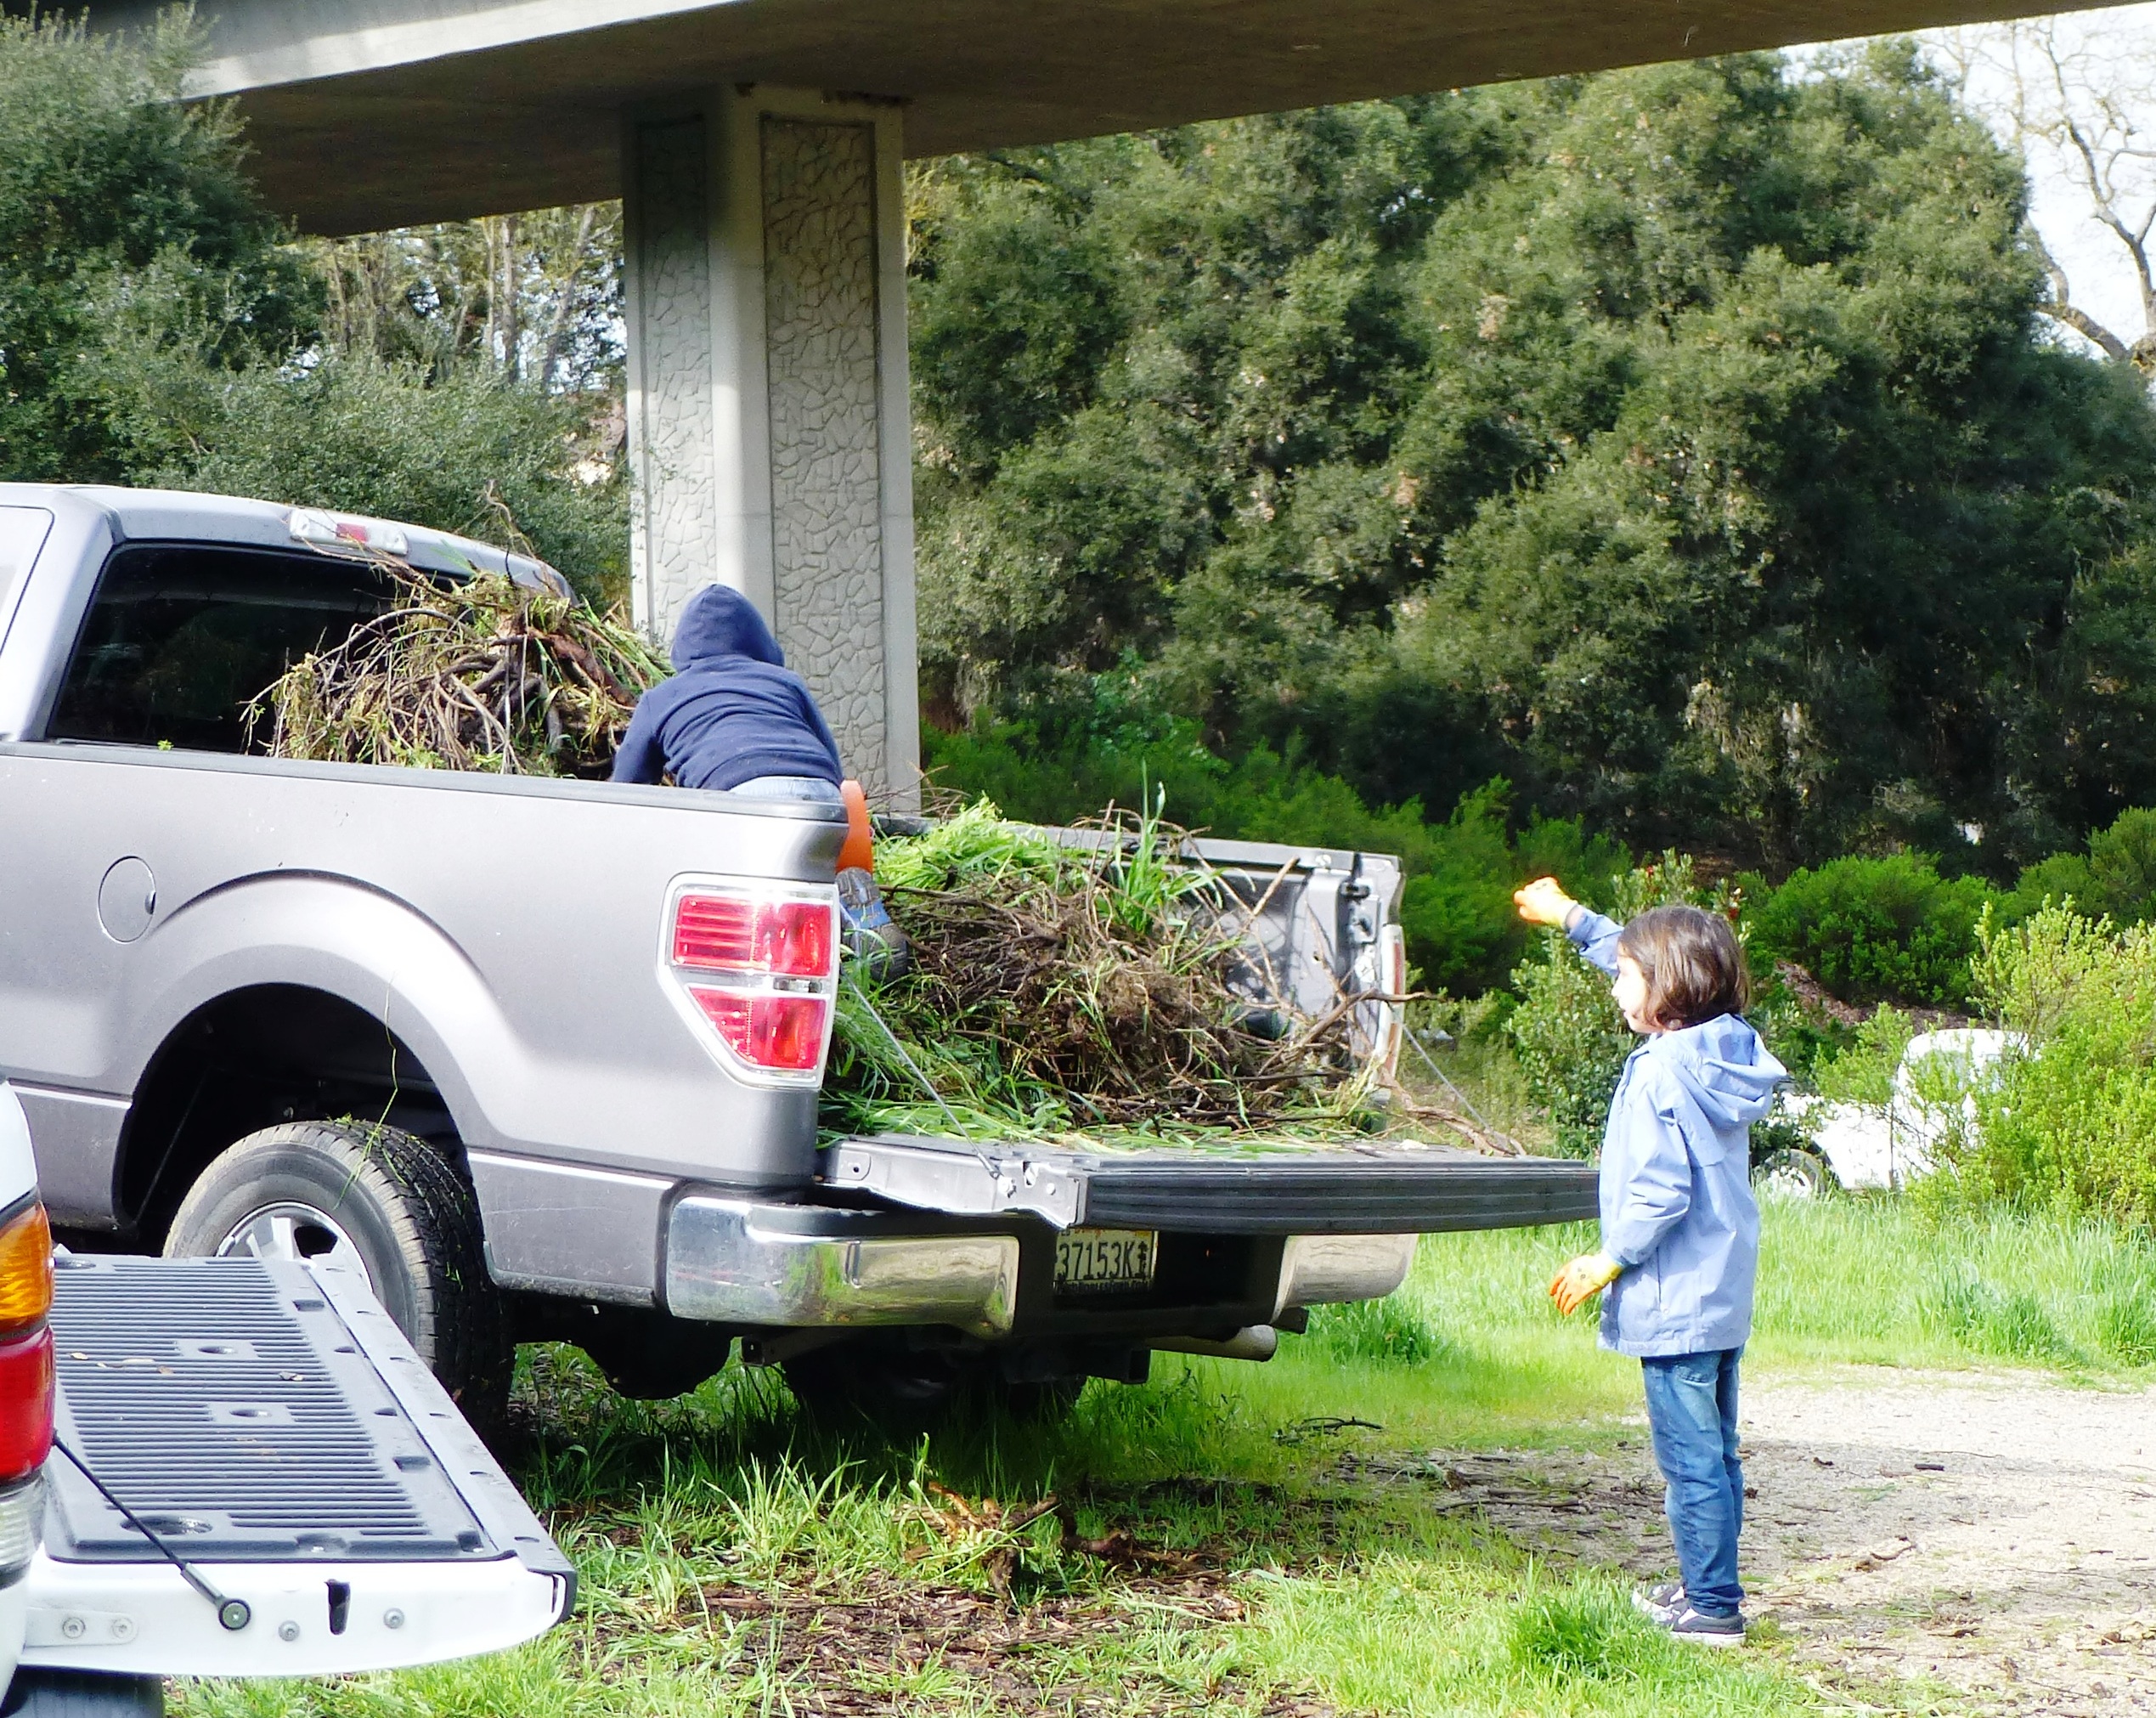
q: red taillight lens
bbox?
[759,900,834,979]
[674,895,753,968]
[0,1326,54,1483]
[688,989,829,1072]
[674,893,834,979]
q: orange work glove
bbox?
[1513,876,1579,929]
[1549,1252,1623,1317]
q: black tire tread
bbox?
[2,1670,164,1715]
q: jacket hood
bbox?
[671,584,786,670]
[1646,1014,1786,1128]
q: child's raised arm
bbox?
[1514,875,1623,975]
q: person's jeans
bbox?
[730,775,843,803]
[1639,1347,1745,1615]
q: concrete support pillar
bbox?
[623,87,918,807]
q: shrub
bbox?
[1812,1005,1916,1108]
[2005,805,2156,926]
[1744,853,1998,1008]
[1504,856,1724,1156]
[1945,904,2156,1224]
[105,351,628,602]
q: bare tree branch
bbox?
[1933,15,2156,368]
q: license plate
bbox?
[1053,1228,1157,1294]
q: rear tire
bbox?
[2,1671,163,1715]
[161,1121,512,1438]
[1751,1144,1833,1200]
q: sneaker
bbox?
[1631,1581,1685,1625]
[1666,1606,1746,1646]
[837,867,912,980]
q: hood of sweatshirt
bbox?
[1644,1014,1786,1128]
[670,583,786,670]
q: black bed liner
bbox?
[43,1253,569,1591]
[821,1133,1597,1234]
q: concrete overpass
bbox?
[86,0,2080,805]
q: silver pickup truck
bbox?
[0,483,1594,1428]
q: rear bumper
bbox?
[664,1197,1020,1336]
[662,1196,1422,1338]
[821,1133,1597,1235]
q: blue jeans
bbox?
[731,775,843,804]
[1640,1347,1744,1615]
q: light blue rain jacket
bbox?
[1567,911,1785,1358]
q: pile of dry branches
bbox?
[252,563,669,776]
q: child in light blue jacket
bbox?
[1515,878,1785,1647]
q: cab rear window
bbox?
[46,544,390,753]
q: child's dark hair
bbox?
[1616,905,1749,1030]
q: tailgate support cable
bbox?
[842,970,968,1135]
[51,1435,252,1631]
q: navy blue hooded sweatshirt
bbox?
[610,585,844,792]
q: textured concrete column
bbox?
[623,87,918,807]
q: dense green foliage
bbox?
[105,351,625,596]
[1948,906,2156,1225]
[912,48,2156,872]
[0,14,624,593]
[0,13,314,481]
[2004,805,2156,925]
[1743,853,1995,1007]
[1809,1004,1915,1108]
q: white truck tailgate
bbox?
[20,1253,571,1677]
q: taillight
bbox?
[665,879,838,1083]
[0,1328,53,1483]
[0,1199,55,1490]
[688,989,828,1071]
[674,895,834,978]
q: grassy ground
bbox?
[166,1190,2154,1718]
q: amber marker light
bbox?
[0,1201,54,1335]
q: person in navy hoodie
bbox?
[614,583,904,968]
[612,583,844,801]
[1514,876,1784,1647]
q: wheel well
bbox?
[121,986,454,1247]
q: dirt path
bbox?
[1357,1366,2156,1715]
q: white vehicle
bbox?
[1757,1029,2023,1198]
[0,1082,572,1714]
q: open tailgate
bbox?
[822,1134,1597,1234]
[21,1252,571,1678]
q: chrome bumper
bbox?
[664,1197,1019,1337]
[1273,1232,1418,1317]
[663,1201,1416,1342]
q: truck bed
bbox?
[23,1253,571,1678]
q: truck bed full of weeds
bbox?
[825,802,1374,1140]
